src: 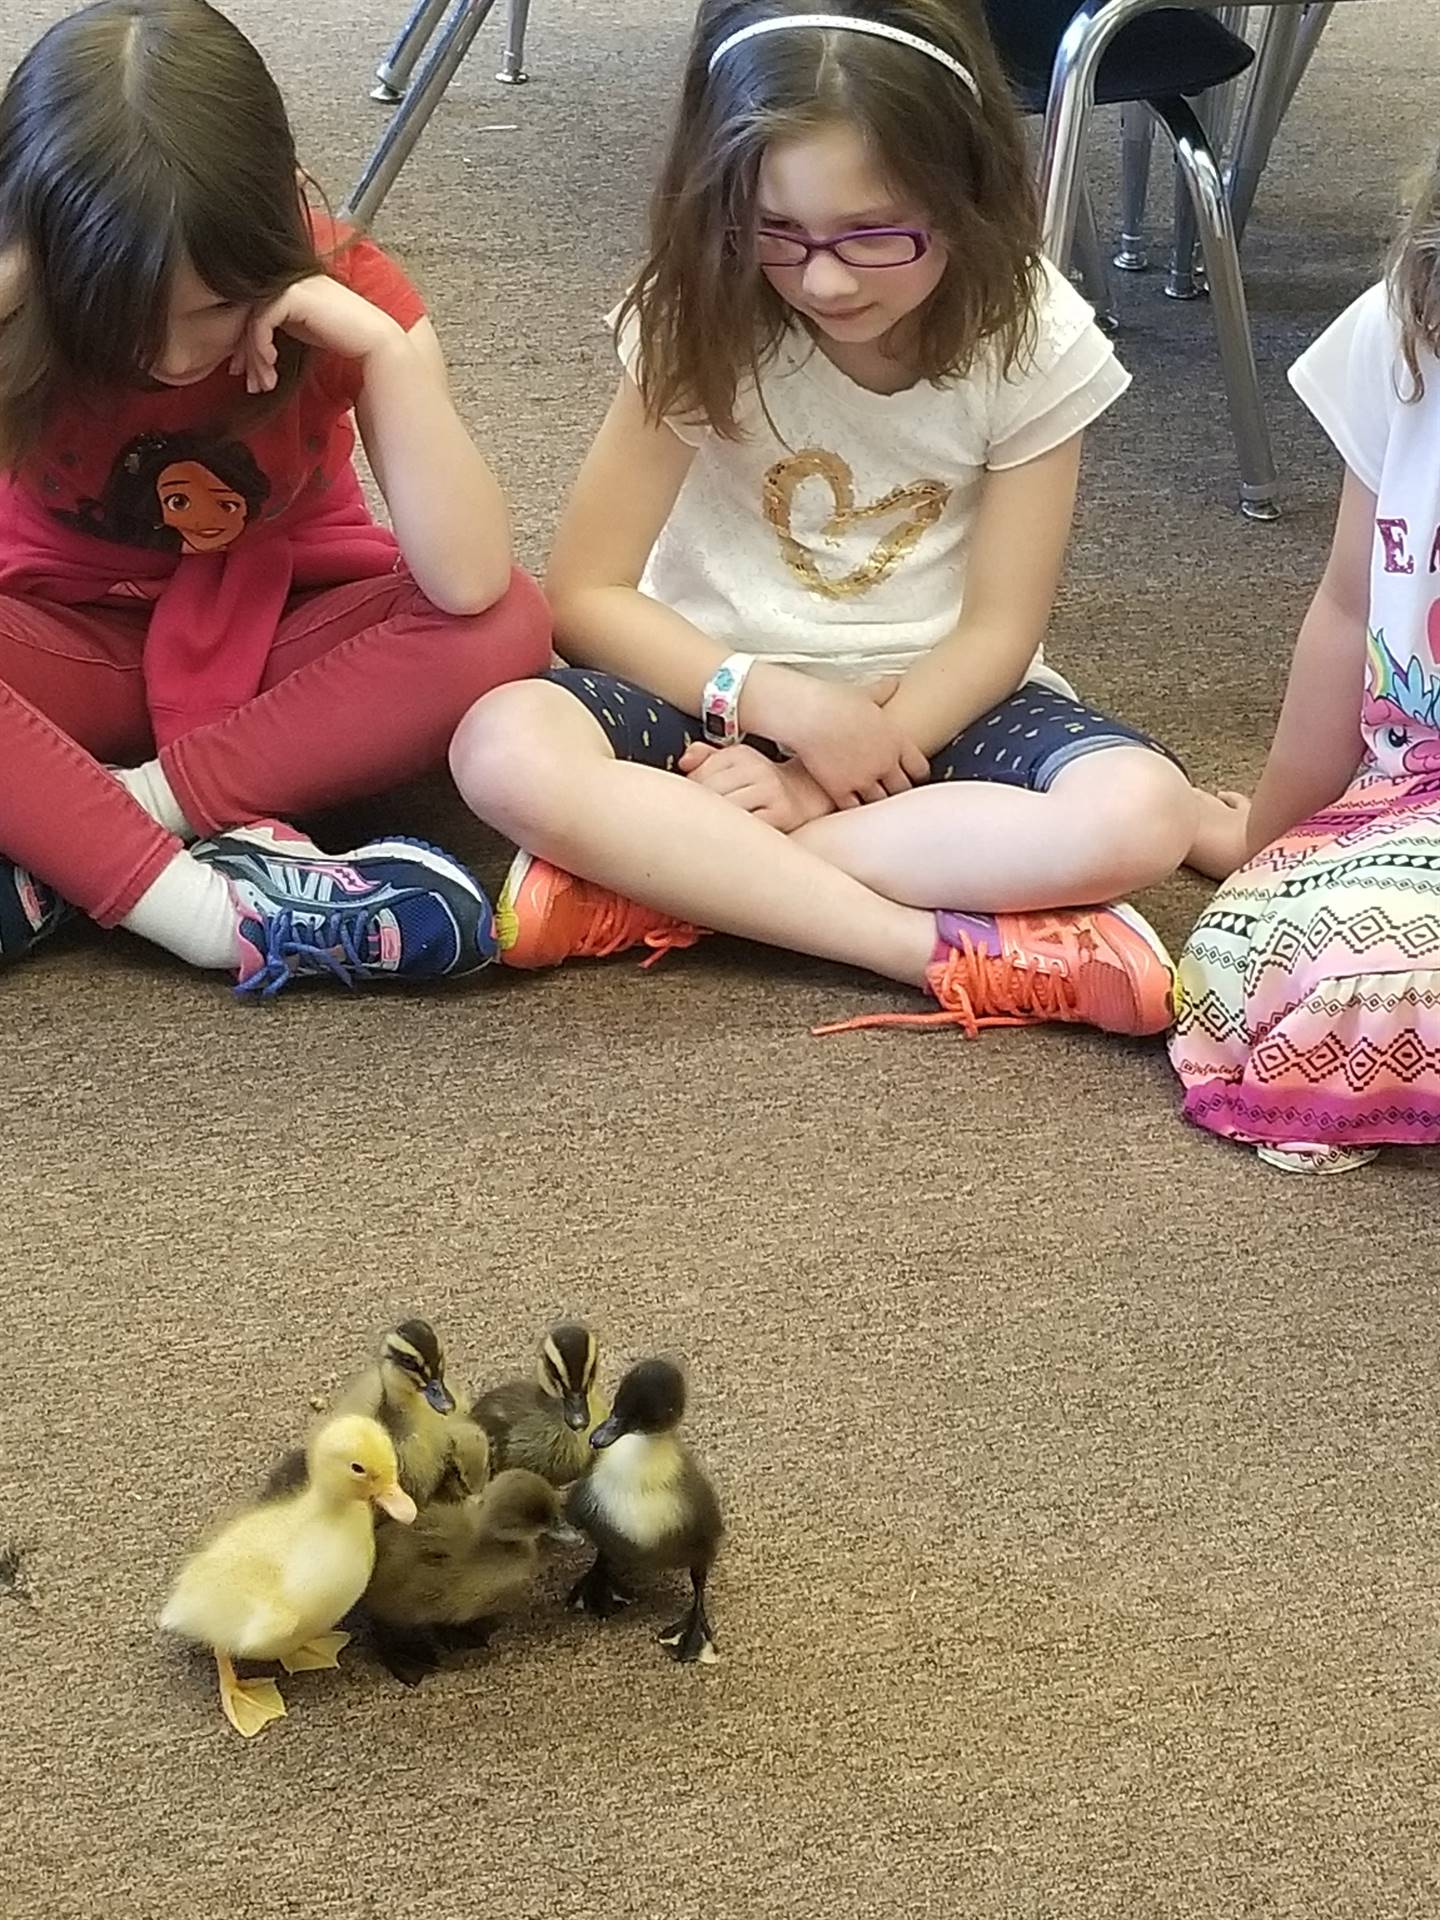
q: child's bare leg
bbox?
[790,748,1198,911]
[451,680,936,986]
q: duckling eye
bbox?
[350,1461,366,1475]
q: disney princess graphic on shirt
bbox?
[53,430,271,556]
[1363,607,1440,773]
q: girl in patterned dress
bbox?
[1170,151,1440,1172]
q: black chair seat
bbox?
[986,8,1255,113]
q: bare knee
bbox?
[1054,752,1198,899]
[449,678,599,846]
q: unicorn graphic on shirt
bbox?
[1362,618,1440,772]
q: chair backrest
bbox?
[979,0,1086,88]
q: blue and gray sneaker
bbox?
[0,862,73,965]
[190,820,497,998]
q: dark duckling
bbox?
[566,1358,722,1664]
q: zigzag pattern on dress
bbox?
[1281,851,1440,896]
[1250,904,1440,978]
[1174,979,1440,1049]
[1249,1021,1440,1093]
[1183,1082,1440,1142]
[1179,940,1248,978]
[1172,987,1248,1046]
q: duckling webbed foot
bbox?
[440,1616,497,1652]
[658,1570,718,1664]
[372,1624,441,1688]
[216,1651,287,1737]
[657,1605,717,1664]
[280,1629,351,1673]
[568,1558,633,1620]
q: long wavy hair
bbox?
[1392,146,1440,399]
[618,0,1041,439]
[0,0,328,469]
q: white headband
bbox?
[707,14,981,102]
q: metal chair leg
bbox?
[345,0,501,227]
[496,0,532,82]
[1167,21,1243,304]
[1074,182,1119,329]
[1115,102,1153,271]
[1166,161,1201,300]
[1279,2,1336,121]
[1225,6,1306,244]
[369,0,451,104]
[1155,94,1279,521]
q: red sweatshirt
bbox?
[0,221,426,745]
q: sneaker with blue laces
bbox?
[0,862,73,965]
[190,820,497,997]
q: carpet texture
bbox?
[1,3,1436,1916]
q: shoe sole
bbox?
[1256,1144,1380,1175]
[495,849,557,968]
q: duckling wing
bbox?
[439,1414,492,1498]
[365,1503,477,1624]
[259,1447,308,1502]
[471,1379,539,1468]
[161,1519,305,1657]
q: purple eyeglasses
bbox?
[747,225,932,269]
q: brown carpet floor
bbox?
[2,3,1436,1915]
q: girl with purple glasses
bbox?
[452,0,1241,1039]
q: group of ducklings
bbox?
[160,1321,723,1737]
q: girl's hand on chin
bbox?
[230,275,404,393]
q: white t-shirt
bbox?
[1290,282,1440,779]
[615,259,1129,691]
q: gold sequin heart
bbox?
[762,449,950,599]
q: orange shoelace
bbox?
[813,930,1080,1037]
[571,889,704,969]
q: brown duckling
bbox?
[473,1323,604,1488]
[566,1358,723,1664]
[333,1319,490,1503]
[364,1469,559,1685]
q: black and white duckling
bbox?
[473,1323,605,1488]
[161,1415,416,1737]
[364,1469,559,1685]
[566,1359,723,1664]
[332,1318,491,1503]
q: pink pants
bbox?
[0,567,550,925]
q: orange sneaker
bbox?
[496,851,704,971]
[814,903,1176,1039]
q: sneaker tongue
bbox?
[932,911,1002,964]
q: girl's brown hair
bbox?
[619,0,1041,439]
[0,0,325,468]
[1392,148,1440,399]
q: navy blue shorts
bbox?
[548,668,1179,792]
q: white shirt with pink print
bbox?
[1290,282,1440,779]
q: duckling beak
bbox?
[374,1483,418,1524]
[562,1392,590,1431]
[589,1415,623,1450]
[422,1379,455,1414]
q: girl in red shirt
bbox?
[0,0,550,995]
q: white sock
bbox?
[113,761,196,841]
[119,851,242,971]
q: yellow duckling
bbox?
[160,1415,417,1737]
